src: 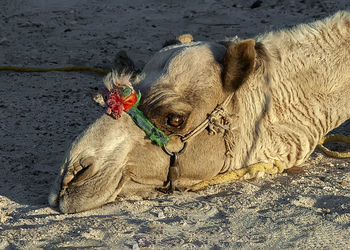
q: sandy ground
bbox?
[0,0,350,248]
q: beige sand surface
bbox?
[0,0,349,248]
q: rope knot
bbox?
[205,103,239,173]
[181,92,238,174]
[207,104,238,135]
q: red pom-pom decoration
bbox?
[104,85,138,119]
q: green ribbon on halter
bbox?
[126,92,170,146]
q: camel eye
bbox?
[167,113,185,128]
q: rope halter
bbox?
[162,92,238,173]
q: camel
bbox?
[49,11,350,213]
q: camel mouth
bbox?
[49,159,125,213]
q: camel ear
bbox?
[222,39,256,91]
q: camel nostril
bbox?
[80,156,95,168]
[73,161,83,175]
[61,156,97,188]
[68,167,91,187]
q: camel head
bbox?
[49,38,261,213]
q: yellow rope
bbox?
[0,66,109,75]
[318,134,350,158]
[188,160,285,191]
[189,134,350,191]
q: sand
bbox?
[0,0,349,248]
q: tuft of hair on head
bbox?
[103,71,133,91]
[92,71,134,107]
[177,34,194,43]
[162,33,194,47]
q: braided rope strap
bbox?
[181,93,238,174]
[182,93,236,142]
[200,104,237,174]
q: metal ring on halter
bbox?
[162,134,188,156]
